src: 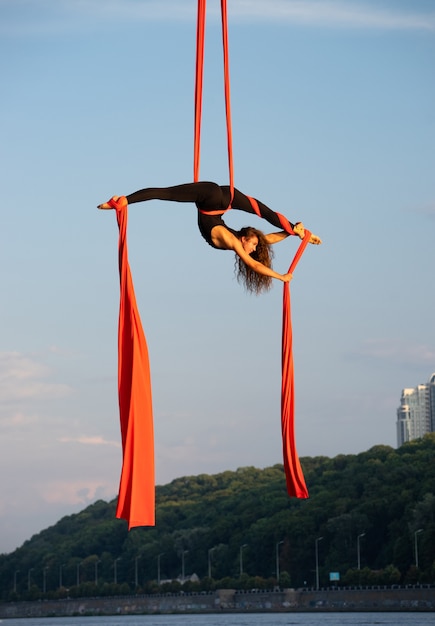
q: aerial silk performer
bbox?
[98,183,321,294]
[99,185,321,501]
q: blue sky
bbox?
[0,0,434,553]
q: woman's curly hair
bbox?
[234,226,274,295]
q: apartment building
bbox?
[396,373,435,446]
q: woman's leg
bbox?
[229,187,294,232]
[126,182,227,210]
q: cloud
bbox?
[37,480,116,506]
[59,435,120,447]
[0,352,72,407]
[83,0,435,32]
[2,1,434,34]
[48,344,81,357]
[0,411,39,428]
[349,338,435,366]
[230,1,435,31]
[0,352,49,381]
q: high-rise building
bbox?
[396,373,435,446]
[429,373,435,432]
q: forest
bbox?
[1,434,434,601]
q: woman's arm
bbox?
[213,226,292,283]
[264,230,291,245]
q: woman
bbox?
[98,181,321,294]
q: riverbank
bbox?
[0,586,434,618]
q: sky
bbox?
[0,0,434,554]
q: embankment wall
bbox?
[0,586,433,617]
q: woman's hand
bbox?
[281,273,293,283]
[294,222,322,245]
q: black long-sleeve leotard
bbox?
[126,182,295,249]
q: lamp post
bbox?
[114,557,121,584]
[59,564,65,589]
[27,568,33,591]
[414,529,423,569]
[13,570,19,593]
[181,550,188,583]
[357,533,366,570]
[76,562,81,587]
[134,555,140,588]
[157,553,164,585]
[94,559,101,586]
[239,544,247,577]
[315,537,323,591]
[276,541,284,583]
[43,567,49,594]
[208,547,216,579]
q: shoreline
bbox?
[1,586,434,618]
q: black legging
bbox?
[126,182,292,232]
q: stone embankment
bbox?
[0,586,433,618]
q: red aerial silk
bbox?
[194,0,235,204]
[193,0,206,184]
[248,201,309,497]
[113,197,155,528]
[281,234,311,499]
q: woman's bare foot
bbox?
[97,196,127,211]
[294,222,322,245]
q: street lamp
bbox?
[315,537,323,590]
[276,541,284,583]
[43,567,49,594]
[94,559,101,586]
[414,529,423,569]
[181,550,189,583]
[27,568,33,591]
[239,544,247,577]
[134,555,140,588]
[59,564,65,589]
[208,547,216,579]
[13,570,19,593]
[357,533,366,570]
[114,557,121,584]
[157,553,164,585]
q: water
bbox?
[0,614,432,626]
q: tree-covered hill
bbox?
[1,435,434,600]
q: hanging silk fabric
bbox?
[281,237,310,499]
[194,0,234,195]
[194,0,309,499]
[110,196,155,528]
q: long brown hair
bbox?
[234,227,274,295]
